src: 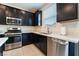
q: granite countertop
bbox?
[33,32,79,43]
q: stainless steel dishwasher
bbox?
[47,37,69,56]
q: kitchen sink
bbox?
[40,32,52,34]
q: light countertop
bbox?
[0,31,79,47]
[0,37,8,47]
[33,32,79,43]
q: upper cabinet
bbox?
[0,4,42,26]
[35,10,42,26]
[6,6,20,18]
[0,4,6,25]
[6,6,42,26]
[22,12,35,26]
[22,10,42,26]
[57,3,78,22]
[6,6,14,17]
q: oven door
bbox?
[6,35,22,44]
[14,35,22,43]
[5,35,22,50]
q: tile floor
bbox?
[3,44,45,56]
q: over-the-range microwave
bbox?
[6,17,22,25]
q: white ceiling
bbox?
[3,3,47,12]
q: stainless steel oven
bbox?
[5,27,22,51]
[6,17,22,25]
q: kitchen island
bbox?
[0,37,8,56]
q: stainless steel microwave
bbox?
[6,17,22,25]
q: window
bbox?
[43,4,57,25]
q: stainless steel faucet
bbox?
[47,26,49,34]
[46,25,51,34]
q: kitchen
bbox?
[0,3,79,56]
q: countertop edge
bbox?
[0,37,8,47]
[33,32,79,43]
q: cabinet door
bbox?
[40,35,47,55]
[35,11,42,26]
[22,12,34,26]
[22,11,29,26]
[6,6,18,17]
[62,3,77,21]
[13,8,19,18]
[17,10,26,26]
[22,33,29,46]
[57,3,63,22]
[22,12,28,26]
[33,34,41,49]
[6,6,14,17]
[18,10,25,19]
[57,3,78,22]
[0,47,2,56]
[33,34,47,55]
[0,46,3,56]
[68,42,75,56]
[22,33,33,46]
[0,4,6,25]
[28,13,34,26]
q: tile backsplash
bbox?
[0,25,35,33]
[1,20,79,37]
[34,20,79,37]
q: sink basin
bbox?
[40,32,52,34]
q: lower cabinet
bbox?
[33,34,47,55]
[0,44,5,56]
[39,35,47,55]
[0,47,3,56]
[22,33,33,46]
[68,42,75,56]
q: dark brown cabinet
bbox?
[5,6,36,26]
[0,4,6,25]
[6,6,14,17]
[23,12,34,26]
[18,10,26,19]
[33,34,47,55]
[35,10,42,26]
[40,35,47,55]
[6,6,19,18]
[57,3,78,22]
[68,42,75,56]
[0,44,4,56]
[0,4,42,26]
[22,33,33,46]
[0,46,3,56]
[17,10,26,25]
